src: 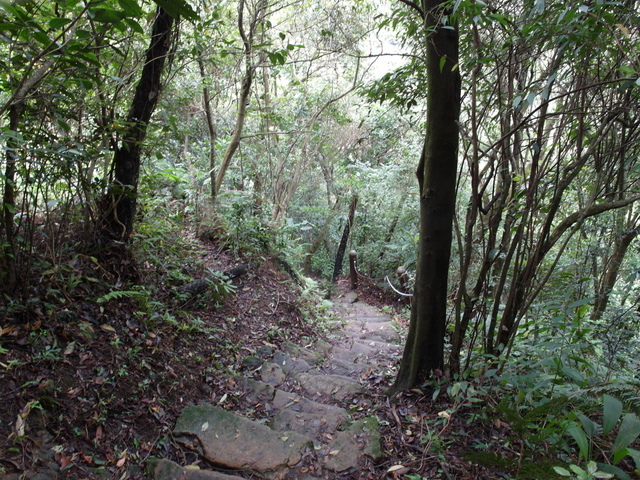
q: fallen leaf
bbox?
[329,449,340,456]
[201,422,209,432]
[184,465,200,470]
[438,411,451,419]
[100,324,116,333]
[64,342,75,355]
[387,465,406,473]
[58,452,72,468]
[15,414,25,436]
[0,325,15,336]
[116,457,126,468]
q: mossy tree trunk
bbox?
[391,0,460,393]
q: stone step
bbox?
[173,404,312,474]
[159,287,403,480]
[147,459,246,480]
[294,371,364,402]
[235,376,350,429]
[272,389,349,431]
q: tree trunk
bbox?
[1,105,21,290]
[591,227,638,321]
[101,7,175,240]
[303,198,341,272]
[391,0,460,393]
[1,58,55,291]
[198,58,218,204]
[213,0,264,200]
[332,195,358,282]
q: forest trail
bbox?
[148,284,404,479]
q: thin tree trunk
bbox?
[304,198,341,272]
[391,0,460,393]
[332,195,358,282]
[198,58,218,203]
[591,227,638,321]
[1,105,21,290]
[102,7,175,240]
[213,0,264,199]
[1,58,55,291]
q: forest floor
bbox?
[0,233,515,480]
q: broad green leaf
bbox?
[124,17,144,34]
[49,17,72,29]
[32,30,52,47]
[553,466,571,476]
[578,414,597,438]
[118,0,144,17]
[596,463,631,480]
[569,464,586,475]
[152,0,199,21]
[602,394,622,435]
[561,365,586,386]
[613,413,640,454]
[89,8,127,23]
[567,297,593,309]
[626,448,640,469]
[613,447,628,465]
[567,423,590,461]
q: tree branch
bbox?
[397,0,424,17]
[548,195,640,248]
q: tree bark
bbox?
[198,58,218,204]
[493,195,640,354]
[591,226,638,321]
[391,0,460,393]
[332,195,358,282]
[213,0,264,200]
[101,7,175,240]
[1,58,55,291]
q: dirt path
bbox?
[148,286,403,479]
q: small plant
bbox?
[565,394,640,479]
[554,461,614,479]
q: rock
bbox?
[271,410,336,437]
[147,458,246,480]
[273,351,310,373]
[343,291,359,304]
[272,390,349,427]
[233,376,276,404]
[260,361,286,385]
[322,417,382,472]
[296,372,364,401]
[240,355,264,370]
[282,342,320,365]
[173,404,312,473]
[317,358,368,376]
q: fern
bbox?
[586,382,640,415]
[97,290,146,303]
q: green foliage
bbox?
[563,394,640,479]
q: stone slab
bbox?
[272,389,348,422]
[296,372,364,401]
[174,404,312,472]
[322,417,382,472]
[147,458,245,480]
[273,351,310,373]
